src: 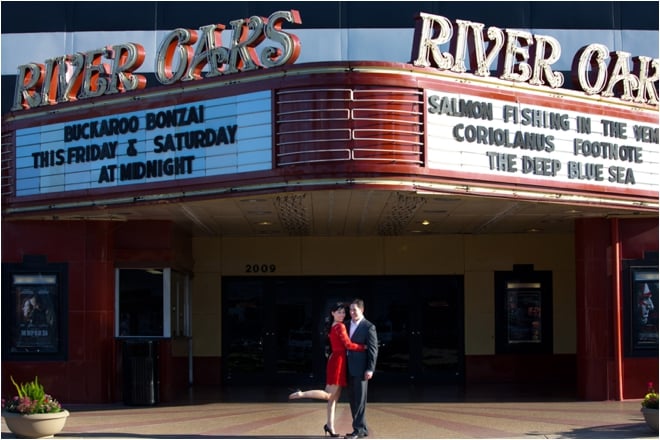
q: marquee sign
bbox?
[412,13,658,106]
[7,8,659,205]
[9,10,658,112]
[10,10,302,111]
[14,91,272,196]
[426,89,659,193]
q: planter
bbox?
[642,407,659,433]
[2,410,69,438]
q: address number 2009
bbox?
[245,264,276,273]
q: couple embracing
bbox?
[289,299,378,438]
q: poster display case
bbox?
[2,257,68,360]
[624,252,659,356]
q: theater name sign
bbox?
[8,10,659,203]
[10,9,658,110]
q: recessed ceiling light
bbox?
[422,220,430,226]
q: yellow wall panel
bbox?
[190,271,222,356]
[464,272,495,355]
[464,233,575,355]
[384,235,464,274]
[222,237,302,275]
[192,236,222,272]
[300,237,384,274]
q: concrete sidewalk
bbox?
[2,399,657,439]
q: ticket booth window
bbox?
[495,267,553,354]
[115,268,171,338]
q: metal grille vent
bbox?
[378,193,427,236]
[1,130,14,197]
[276,87,424,167]
[275,194,311,235]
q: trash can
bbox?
[121,339,159,405]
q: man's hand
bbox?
[364,371,373,380]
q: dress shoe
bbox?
[345,431,367,438]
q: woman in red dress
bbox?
[289,302,366,436]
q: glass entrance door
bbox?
[272,279,318,379]
[222,278,320,385]
[365,276,464,383]
[222,279,266,381]
[221,275,464,386]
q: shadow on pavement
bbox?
[540,422,657,439]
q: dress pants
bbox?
[348,375,369,435]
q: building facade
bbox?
[1,1,658,404]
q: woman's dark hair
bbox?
[325,302,347,332]
[330,302,347,313]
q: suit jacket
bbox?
[346,318,378,377]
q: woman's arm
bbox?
[335,323,365,351]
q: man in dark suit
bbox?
[346,299,378,439]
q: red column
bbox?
[575,218,615,400]
[611,219,623,401]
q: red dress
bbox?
[326,322,365,386]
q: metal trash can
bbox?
[121,339,159,405]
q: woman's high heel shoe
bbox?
[323,424,339,437]
[288,389,302,400]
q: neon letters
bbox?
[412,12,658,106]
[11,10,301,111]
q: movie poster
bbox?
[11,273,58,353]
[632,270,659,350]
[507,289,542,343]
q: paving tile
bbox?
[2,400,656,439]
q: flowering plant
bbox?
[1,376,62,414]
[642,382,659,410]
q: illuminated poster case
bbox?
[1,256,68,360]
[495,266,553,354]
[623,251,659,356]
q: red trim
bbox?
[611,219,624,401]
[5,165,656,212]
[4,61,655,127]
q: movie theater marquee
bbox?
[426,91,658,193]
[15,91,273,196]
[8,9,659,199]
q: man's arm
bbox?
[365,322,378,379]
